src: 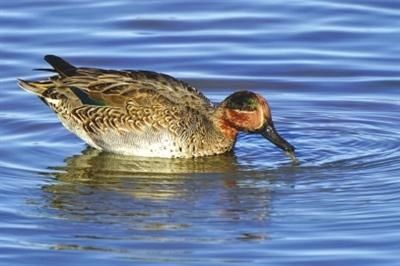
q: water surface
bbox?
[1,0,400,265]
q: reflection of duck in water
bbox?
[19,55,295,160]
[43,147,274,232]
[46,147,240,201]
[51,146,240,176]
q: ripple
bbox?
[2,0,400,265]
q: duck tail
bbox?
[17,79,52,96]
[44,54,77,77]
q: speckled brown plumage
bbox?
[18,55,296,159]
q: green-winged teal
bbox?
[18,55,296,159]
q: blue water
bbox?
[1,0,400,265]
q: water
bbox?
[1,0,400,265]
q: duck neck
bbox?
[212,108,238,141]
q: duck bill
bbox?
[260,123,296,156]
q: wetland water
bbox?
[1,0,400,265]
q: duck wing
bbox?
[44,55,214,113]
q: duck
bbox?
[18,55,296,160]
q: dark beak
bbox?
[260,122,296,159]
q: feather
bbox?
[44,54,77,77]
